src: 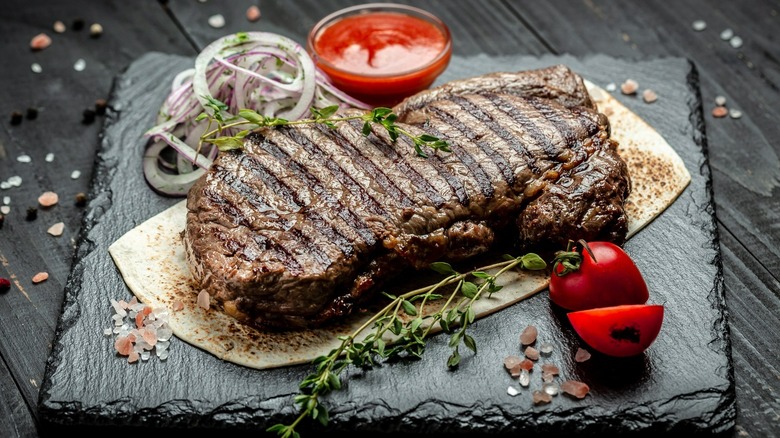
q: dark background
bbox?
[0,1,778,437]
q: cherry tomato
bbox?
[567,304,664,357]
[548,241,649,311]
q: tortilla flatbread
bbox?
[108,81,691,370]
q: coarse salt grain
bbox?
[730,36,743,48]
[729,109,743,119]
[561,380,590,399]
[715,95,727,106]
[53,21,66,33]
[172,300,184,311]
[605,82,617,92]
[1,206,9,215]
[45,153,54,162]
[692,20,707,31]
[642,89,658,103]
[539,342,553,355]
[47,222,64,236]
[518,369,530,387]
[73,59,86,72]
[31,63,42,73]
[712,106,728,118]
[543,382,559,396]
[38,191,59,207]
[574,347,592,363]
[507,386,520,396]
[246,5,261,21]
[208,14,225,28]
[532,390,553,405]
[2,196,9,205]
[519,324,538,345]
[504,355,522,371]
[7,176,22,187]
[70,170,81,179]
[17,154,31,163]
[720,28,734,40]
[30,33,52,50]
[621,79,639,95]
[32,272,49,283]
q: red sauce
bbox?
[310,10,451,107]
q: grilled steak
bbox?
[184,65,630,330]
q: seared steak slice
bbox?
[184,67,630,330]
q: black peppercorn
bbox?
[26,107,38,120]
[26,207,38,221]
[10,111,23,125]
[94,99,108,116]
[72,18,85,31]
[82,109,96,124]
[75,192,87,207]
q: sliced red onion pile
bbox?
[143,31,370,197]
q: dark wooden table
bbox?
[1,1,777,436]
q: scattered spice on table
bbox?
[0,278,10,293]
[26,207,38,221]
[89,23,103,38]
[621,79,639,95]
[38,191,59,207]
[519,324,538,345]
[10,111,23,125]
[108,296,174,363]
[82,108,96,124]
[72,18,85,31]
[30,33,52,51]
[26,108,38,120]
[32,272,49,284]
[53,20,66,33]
[0,214,4,229]
[47,222,64,237]
[246,5,261,22]
[642,89,658,103]
[75,192,87,207]
[94,98,108,115]
[574,347,592,362]
[712,106,728,118]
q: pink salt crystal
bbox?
[246,5,261,21]
[32,272,49,284]
[510,363,524,378]
[129,296,138,306]
[561,380,590,399]
[519,325,538,346]
[114,335,134,356]
[574,347,592,363]
[38,191,59,207]
[524,346,540,361]
[47,222,64,236]
[504,355,522,371]
[197,290,210,309]
[532,390,553,405]
[541,363,559,376]
[118,299,128,309]
[135,312,145,328]
[172,300,184,311]
[30,33,52,50]
[128,350,140,363]
[621,79,639,95]
[141,328,157,347]
[642,89,658,103]
[518,358,534,371]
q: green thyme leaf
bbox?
[430,261,455,275]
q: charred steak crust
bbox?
[184,65,630,330]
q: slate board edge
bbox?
[36,52,736,436]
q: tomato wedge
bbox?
[567,304,664,357]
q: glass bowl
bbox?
[307,2,452,108]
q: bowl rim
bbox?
[307,2,453,80]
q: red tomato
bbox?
[548,241,649,311]
[568,304,664,357]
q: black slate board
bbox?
[38,52,735,436]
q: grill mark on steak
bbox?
[401,129,471,206]
[240,154,356,257]
[525,97,599,146]
[313,124,415,209]
[282,126,389,218]
[484,93,562,160]
[427,106,496,198]
[202,185,303,274]
[445,95,516,185]
[255,136,377,246]
[212,164,334,270]
[345,120,447,209]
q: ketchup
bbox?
[309,8,451,107]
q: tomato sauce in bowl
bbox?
[308,3,452,107]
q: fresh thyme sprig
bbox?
[267,252,546,438]
[196,98,451,158]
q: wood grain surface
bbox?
[0,1,777,437]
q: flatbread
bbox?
[108,81,691,370]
